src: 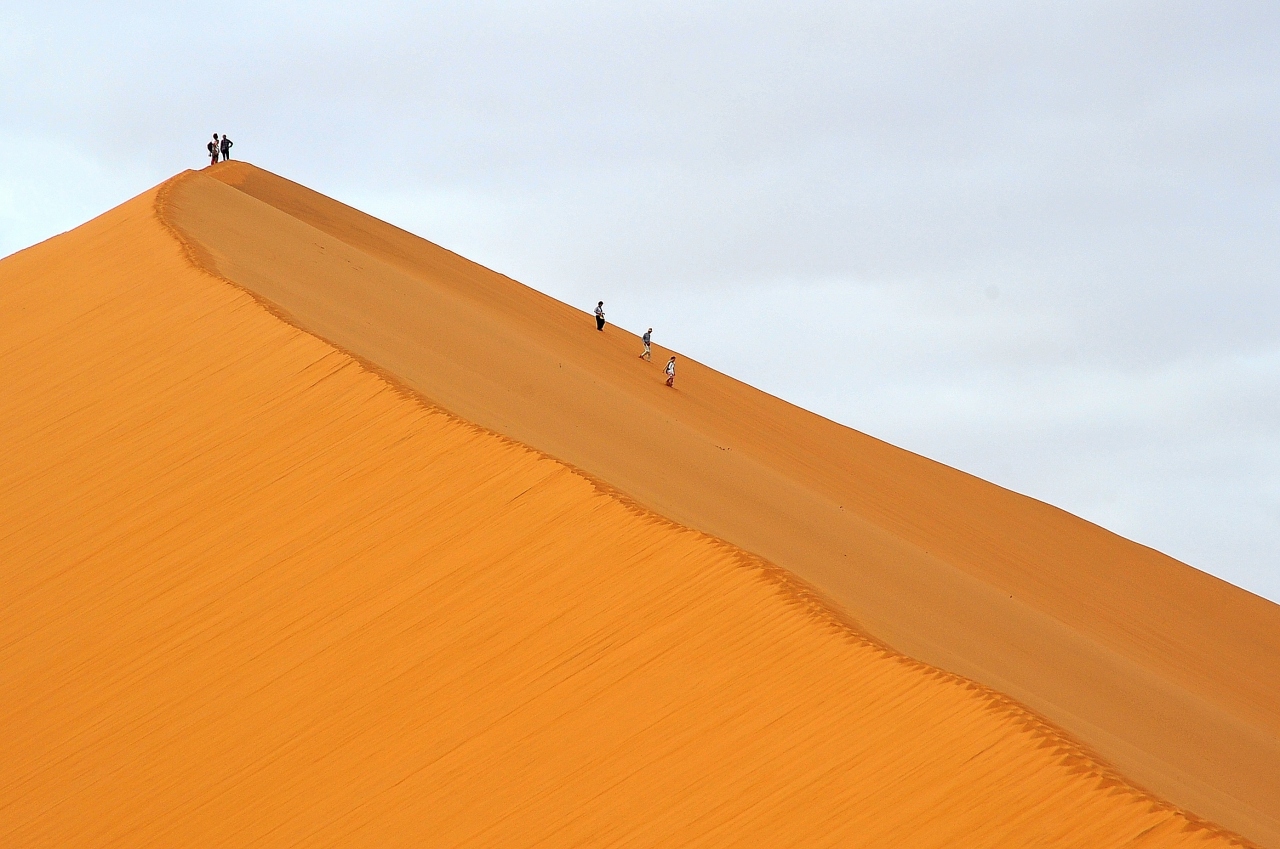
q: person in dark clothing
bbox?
[639,328,653,360]
[220,134,233,161]
[594,301,606,331]
[207,136,219,165]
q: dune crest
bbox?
[0,168,1268,846]
[151,162,1280,845]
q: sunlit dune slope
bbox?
[156,162,1280,846]
[0,182,1254,846]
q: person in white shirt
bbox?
[665,356,676,387]
[594,301,606,331]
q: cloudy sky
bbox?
[3,1,1277,600]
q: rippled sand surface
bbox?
[0,172,1267,846]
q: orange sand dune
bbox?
[150,162,1280,845]
[0,169,1268,846]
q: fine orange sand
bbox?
[0,167,1269,846]
[153,162,1280,846]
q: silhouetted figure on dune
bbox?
[207,135,220,165]
[220,134,233,161]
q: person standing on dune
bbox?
[207,136,219,165]
[595,301,606,332]
[640,328,653,360]
[665,356,676,387]
[220,134,233,161]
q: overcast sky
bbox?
[3,1,1277,601]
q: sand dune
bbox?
[151,162,1280,845]
[0,166,1270,845]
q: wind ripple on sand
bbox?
[0,183,1254,846]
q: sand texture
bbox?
[0,166,1270,845]
[154,162,1280,845]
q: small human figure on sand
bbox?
[220,134,233,161]
[595,301,606,331]
[639,328,653,360]
[665,356,676,387]
[207,135,220,165]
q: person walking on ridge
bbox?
[665,356,676,387]
[639,328,653,360]
[207,135,220,165]
[595,301,606,331]
[220,134,233,161]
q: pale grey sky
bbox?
[3,1,1277,600]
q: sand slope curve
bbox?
[0,167,1269,847]
[153,162,1280,846]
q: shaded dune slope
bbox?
[158,162,1280,845]
[0,182,1257,846]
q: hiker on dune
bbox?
[639,328,653,360]
[207,135,219,165]
[595,301,606,331]
[665,356,676,387]
[220,134,233,161]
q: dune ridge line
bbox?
[162,159,1280,847]
[0,167,1264,845]
[151,169,1252,845]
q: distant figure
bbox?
[207,135,219,165]
[639,328,652,360]
[220,134,233,161]
[594,301,606,331]
[665,356,676,387]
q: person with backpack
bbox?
[665,356,676,387]
[220,134,233,161]
[594,301,606,331]
[639,328,653,360]
[207,135,219,165]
